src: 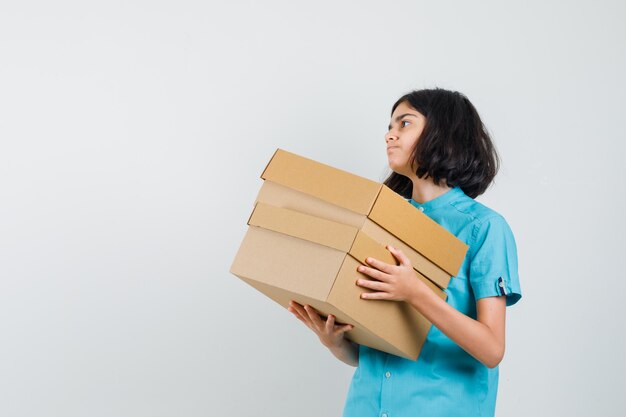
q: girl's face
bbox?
[385,101,426,177]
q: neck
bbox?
[408,174,451,204]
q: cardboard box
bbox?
[230,149,468,360]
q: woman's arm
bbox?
[288,301,359,367]
[356,245,506,368]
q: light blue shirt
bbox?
[343,186,522,417]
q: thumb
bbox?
[335,323,354,335]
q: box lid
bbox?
[261,148,382,215]
[248,202,358,252]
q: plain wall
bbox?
[1,1,625,416]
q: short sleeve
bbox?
[469,215,522,306]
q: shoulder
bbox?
[449,193,502,223]
[453,196,522,306]
[446,193,516,253]
[447,193,509,233]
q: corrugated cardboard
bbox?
[259,149,467,287]
[233,208,445,359]
[230,149,469,360]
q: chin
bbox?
[388,161,400,172]
[388,159,407,173]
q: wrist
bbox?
[328,338,359,367]
[327,337,350,352]
[408,274,430,307]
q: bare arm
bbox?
[356,245,506,368]
[288,301,359,367]
[408,288,505,368]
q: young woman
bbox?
[288,88,522,417]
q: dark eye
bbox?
[401,120,411,128]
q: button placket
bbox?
[380,355,393,417]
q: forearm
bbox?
[355,248,506,368]
[327,339,359,367]
[409,287,504,368]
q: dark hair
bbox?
[383,88,499,199]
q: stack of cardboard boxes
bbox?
[230,149,468,360]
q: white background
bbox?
[1,1,625,416]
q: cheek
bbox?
[406,136,420,150]
[398,147,412,162]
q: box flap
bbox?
[369,186,469,277]
[255,180,366,228]
[248,202,359,252]
[261,149,382,215]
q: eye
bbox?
[400,120,411,128]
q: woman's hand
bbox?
[288,301,359,366]
[355,245,425,303]
[288,301,353,349]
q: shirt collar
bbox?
[407,186,465,213]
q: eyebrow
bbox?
[388,113,418,130]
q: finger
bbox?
[303,305,325,329]
[388,245,411,267]
[325,314,336,334]
[334,323,354,336]
[356,278,390,292]
[288,305,305,320]
[357,265,389,281]
[289,301,309,319]
[360,291,392,300]
[289,301,314,323]
[288,306,313,328]
[364,257,394,273]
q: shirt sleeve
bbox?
[468,214,522,306]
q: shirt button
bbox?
[418,206,424,212]
[385,371,391,378]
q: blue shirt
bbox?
[343,186,522,417]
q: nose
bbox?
[385,132,397,143]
